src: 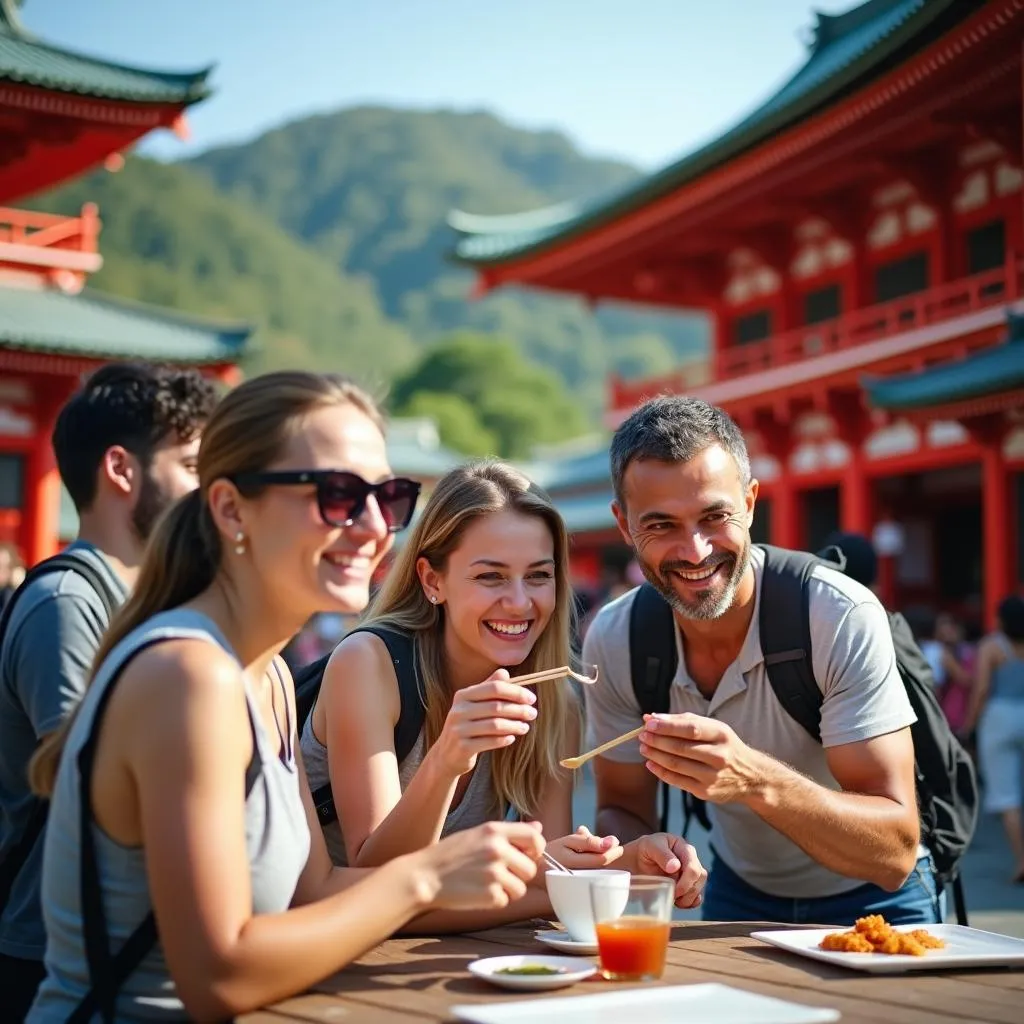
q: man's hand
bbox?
[639,713,768,805]
[624,832,706,909]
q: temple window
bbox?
[966,219,1006,275]
[733,309,773,345]
[803,283,842,324]
[875,251,929,302]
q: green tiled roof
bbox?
[865,314,1024,410]
[0,286,252,364]
[384,417,464,479]
[524,445,611,492]
[554,490,616,534]
[450,0,967,266]
[0,3,210,104]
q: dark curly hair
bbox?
[53,362,220,513]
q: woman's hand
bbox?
[530,826,623,887]
[409,821,545,911]
[431,670,538,777]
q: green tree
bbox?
[399,391,497,457]
[392,333,588,459]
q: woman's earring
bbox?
[234,531,246,555]
[429,594,437,604]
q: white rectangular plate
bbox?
[450,982,839,1024]
[752,923,1024,973]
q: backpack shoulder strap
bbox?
[628,583,680,833]
[628,583,677,716]
[0,550,120,644]
[68,636,261,1024]
[350,625,424,764]
[757,544,822,743]
[0,552,122,919]
[308,625,425,829]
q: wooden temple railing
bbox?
[0,203,103,290]
[609,257,1023,411]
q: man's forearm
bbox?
[595,804,656,846]
[744,756,919,890]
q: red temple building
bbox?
[0,2,250,565]
[451,0,1024,631]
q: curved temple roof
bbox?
[0,1,210,105]
[0,286,252,365]
[864,313,1024,410]
[448,0,971,268]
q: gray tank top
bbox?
[991,635,1024,703]
[28,609,311,1022]
[301,713,504,866]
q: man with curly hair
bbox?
[0,362,219,1019]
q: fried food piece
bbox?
[853,914,894,946]
[908,929,947,950]
[817,915,946,955]
[820,931,875,953]
[878,932,927,956]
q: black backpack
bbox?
[0,550,120,920]
[293,624,426,828]
[628,543,978,925]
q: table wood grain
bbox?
[241,921,1024,1023]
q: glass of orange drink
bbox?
[589,875,674,982]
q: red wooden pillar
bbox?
[22,379,74,567]
[968,415,1012,631]
[981,443,1012,632]
[834,391,873,537]
[753,407,798,549]
[841,449,872,536]
[23,413,61,566]
[771,479,800,549]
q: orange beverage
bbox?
[595,915,671,980]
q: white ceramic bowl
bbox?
[545,868,630,944]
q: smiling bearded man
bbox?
[580,395,942,930]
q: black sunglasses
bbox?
[232,470,421,533]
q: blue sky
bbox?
[24,0,854,169]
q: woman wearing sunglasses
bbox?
[25,374,546,1023]
[302,460,706,930]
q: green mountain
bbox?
[27,158,415,390]
[189,107,708,408]
[31,107,708,426]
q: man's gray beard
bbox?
[638,540,751,621]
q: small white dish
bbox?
[468,954,597,991]
[533,929,599,955]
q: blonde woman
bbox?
[302,460,706,929]
[25,376,545,1023]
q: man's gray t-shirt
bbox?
[582,546,916,899]
[0,541,128,960]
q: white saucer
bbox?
[533,929,599,955]
[468,954,597,991]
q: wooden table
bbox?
[242,921,1024,1023]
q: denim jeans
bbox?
[702,849,945,925]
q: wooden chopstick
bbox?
[511,665,599,687]
[559,725,646,770]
